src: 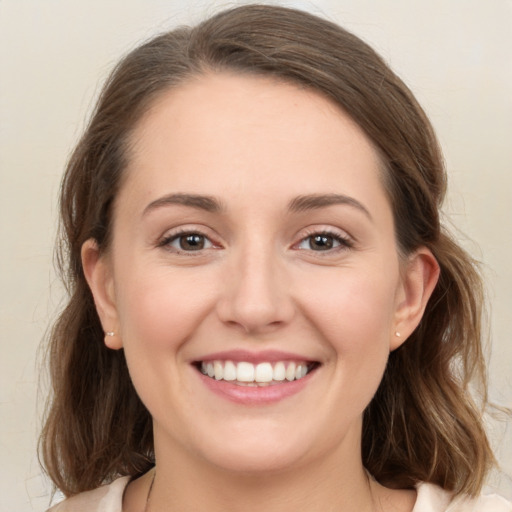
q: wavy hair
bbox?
[40,4,494,497]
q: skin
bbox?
[83,73,439,512]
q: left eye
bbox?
[165,233,213,251]
[297,233,348,251]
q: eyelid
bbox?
[292,226,354,252]
[157,225,222,252]
[155,224,354,254]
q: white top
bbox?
[48,476,512,512]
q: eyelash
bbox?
[157,228,354,254]
[294,229,354,253]
[158,228,216,254]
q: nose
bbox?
[216,244,295,335]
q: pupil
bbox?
[180,234,204,250]
[311,235,333,250]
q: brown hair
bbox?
[40,4,494,497]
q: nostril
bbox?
[217,301,295,335]
[215,265,295,333]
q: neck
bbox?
[146,429,380,512]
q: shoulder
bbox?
[47,476,131,512]
[414,482,512,511]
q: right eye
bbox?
[160,231,214,252]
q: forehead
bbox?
[121,72,388,215]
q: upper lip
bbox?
[192,349,318,365]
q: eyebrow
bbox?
[142,192,371,220]
[143,193,224,216]
[288,194,372,220]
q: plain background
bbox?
[1,1,511,510]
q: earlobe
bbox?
[391,247,440,351]
[81,239,123,350]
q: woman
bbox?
[41,4,511,511]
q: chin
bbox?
[201,443,308,475]
[185,419,334,476]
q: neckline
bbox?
[118,475,452,512]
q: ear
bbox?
[390,247,440,351]
[81,238,123,350]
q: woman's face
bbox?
[85,73,435,474]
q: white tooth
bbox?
[295,364,303,380]
[255,362,273,383]
[273,362,286,381]
[300,364,308,378]
[214,360,223,380]
[201,361,207,374]
[223,361,236,381]
[237,362,255,382]
[206,362,215,378]
[286,362,296,381]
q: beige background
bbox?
[1,1,511,510]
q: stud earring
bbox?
[395,331,401,337]
[105,331,115,337]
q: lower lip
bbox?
[195,369,315,405]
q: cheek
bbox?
[111,265,219,422]
[297,263,399,403]
[298,264,399,345]
[113,264,217,354]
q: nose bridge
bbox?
[217,232,293,333]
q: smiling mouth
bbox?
[195,360,320,386]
